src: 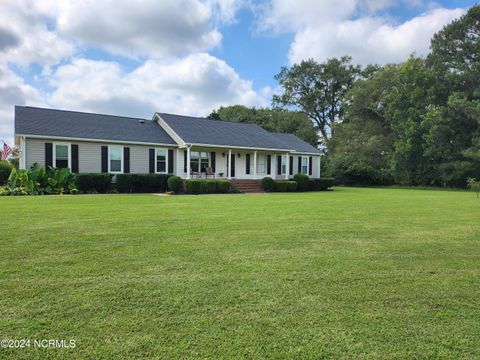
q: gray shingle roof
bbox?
[158,113,320,153]
[15,106,177,145]
[271,133,321,154]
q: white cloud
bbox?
[0,1,73,68]
[0,67,45,145]
[49,54,268,118]
[51,0,224,58]
[257,0,467,65]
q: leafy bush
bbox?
[185,179,232,194]
[261,177,275,192]
[202,179,217,193]
[116,174,171,193]
[0,160,13,185]
[185,179,203,194]
[1,165,77,196]
[76,173,112,193]
[216,180,231,193]
[308,178,335,191]
[167,176,183,193]
[274,181,289,192]
[286,181,298,192]
[293,173,309,191]
[467,178,480,198]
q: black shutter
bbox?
[246,153,250,174]
[45,143,53,168]
[210,152,216,172]
[298,156,301,174]
[231,153,236,177]
[71,144,79,173]
[267,155,271,175]
[123,147,130,173]
[101,146,108,173]
[168,149,174,174]
[309,156,313,176]
[149,148,155,173]
[277,155,282,175]
[289,156,293,175]
[184,150,187,173]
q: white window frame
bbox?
[301,156,309,174]
[190,151,209,173]
[53,142,71,169]
[155,148,168,174]
[108,146,123,174]
[281,155,287,175]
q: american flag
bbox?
[1,141,12,160]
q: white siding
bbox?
[24,138,175,174]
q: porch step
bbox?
[232,180,264,193]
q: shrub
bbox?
[0,160,13,185]
[1,165,77,196]
[185,179,203,194]
[202,179,217,193]
[293,173,309,191]
[76,173,112,193]
[308,178,335,191]
[286,181,298,192]
[274,181,289,192]
[261,177,275,192]
[184,179,232,194]
[116,174,171,193]
[167,176,183,193]
[216,180,231,193]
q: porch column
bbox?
[253,151,257,179]
[317,156,321,178]
[285,152,289,179]
[228,149,232,179]
[186,146,191,179]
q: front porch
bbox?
[176,146,320,181]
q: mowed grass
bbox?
[0,188,479,359]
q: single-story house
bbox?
[14,106,321,180]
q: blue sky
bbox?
[0,0,477,144]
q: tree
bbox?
[427,5,480,102]
[273,56,360,144]
[207,105,318,146]
[326,65,398,184]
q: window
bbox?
[109,146,123,173]
[190,151,209,173]
[257,154,265,174]
[54,143,70,168]
[156,149,167,173]
[281,155,287,175]
[301,156,309,174]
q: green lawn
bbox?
[0,188,479,359]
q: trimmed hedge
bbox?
[0,160,13,185]
[216,180,231,193]
[75,173,113,193]
[116,174,171,193]
[167,176,183,193]
[261,177,275,192]
[275,180,297,192]
[185,179,232,194]
[293,173,309,191]
[309,178,335,191]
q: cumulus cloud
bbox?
[0,0,73,68]
[257,0,466,65]
[49,54,268,118]
[0,67,45,144]
[52,0,224,58]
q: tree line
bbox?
[209,5,480,187]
